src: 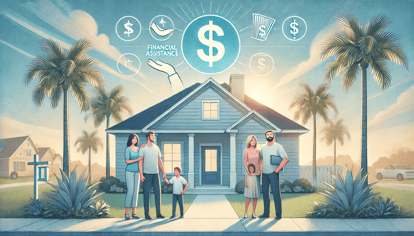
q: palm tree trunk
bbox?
[63,86,70,177]
[88,147,92,184]
[106,115,110,178]
[334,139,337,167]
[361,65,368,186]
[313,113,317,185]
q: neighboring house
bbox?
[107,75,308,192]
[53,154,63,174]
[0,136,39,178]
[37,147,57,176]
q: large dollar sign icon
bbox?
[290,20,299,39]
[124,20,134,37]
[197,21,225,67]
[259,25,266,37]
[258,58,265,71]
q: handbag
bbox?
[270,155,284,173]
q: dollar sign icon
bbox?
[124,20,134,37]
[258,58,266,71]
[259,25,266,37]
[290,19,299,39]
[197,21,225,67]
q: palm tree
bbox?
[320,119,351,166]
[320,14,408,183]
[290,83,338,182]
[25,39,105,177]
[88,85,132,178]
[74,130,103,184]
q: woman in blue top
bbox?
[124,133,143,220]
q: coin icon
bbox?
[282,16,307,41]
[182,15,240,74]
[249,53,274,76]
[117,53,141,76]
[116,16,142,41]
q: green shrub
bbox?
[24,198,44,217]
[315,168,379,218]
[292,178,315,192]
[84,200,111,218]
[370,196,399,218]
[281,180,293,192]
[307,201,339,218]
[161,181,174,193]
[43,167,107,218]
[98,176,127,193]
[235,181,245,194]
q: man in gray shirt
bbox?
[259,130,289,220]
[139,131,167,220]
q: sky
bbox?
[0,0,413,168]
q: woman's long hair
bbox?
[127,133,139,147]
[245,135,258,149]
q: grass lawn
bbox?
[0,176,58,185]
[98,193,197,218]
[227,187,414,218]
[377,179,414,185]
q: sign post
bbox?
[27,154,50,200]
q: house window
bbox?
[203,101,219,119]
[13,161,26,172]
[163,143,182,174]
[24,149,31,157]
[242,142,266,174]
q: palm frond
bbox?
[341,63,359,91]
[70,79,91,112]
[370,58,391,90]
[67,39,92,61]
[365,14,390,36]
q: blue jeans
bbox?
[262,172,281,216]
[143,173,161,216]
[172,194,184,216]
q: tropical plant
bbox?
[24,198,44,217]
[74,130,103,184]
[25,38,105,176]
[83,200,111,218]
[290,83,338,181]
[307,201,339,218]
[87,85,132,177]
[319,168,379,217]
[320,14,408,183]
[320,119,351,166]
[43,167,104,218]
[370,196,399,218]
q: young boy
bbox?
[165,167,188,218]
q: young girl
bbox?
[244,135,262,218]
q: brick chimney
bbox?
[229,74,245,102]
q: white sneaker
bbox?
[244,214,248,218]
[252,213,257,218]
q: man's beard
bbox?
[266,137,274,142]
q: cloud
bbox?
[0,39,35,59]
[272,24,336,90]
[1,10,153,93]
[23,0,147,80]
[0,116,114,166]
[368,84,414,130]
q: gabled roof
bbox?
[53,154,62,160]
[37,147,52,160]
[107,79,308,133]
[0,136,38,159]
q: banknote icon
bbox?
[249,53,274,76]
[251,13,275,41]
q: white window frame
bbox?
[241,141,266,175]
[161,141,184,174]
[202,100,220,120]
[14,161,26,172]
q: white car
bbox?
[375,164,414,181]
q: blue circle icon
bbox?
[182,15,240,74]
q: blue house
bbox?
[107,75,308,193]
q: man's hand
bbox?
[274,168,280,173]
[140,174,145,182]
[140,144,145,148]
[165,180,170,184]
[162,172,166,180]
[180,190,185,194]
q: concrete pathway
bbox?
[0,181,46,191]
[376,182,414,192]
[184,195,240,219]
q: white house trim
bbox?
[106,130,142,134]
[229,133,237,189]
[201,100,220,120]
[199,143,223,187]
[226,110,282,133]
[188,134,195,189]
[142,78,251,131]
[142,130,225,133]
